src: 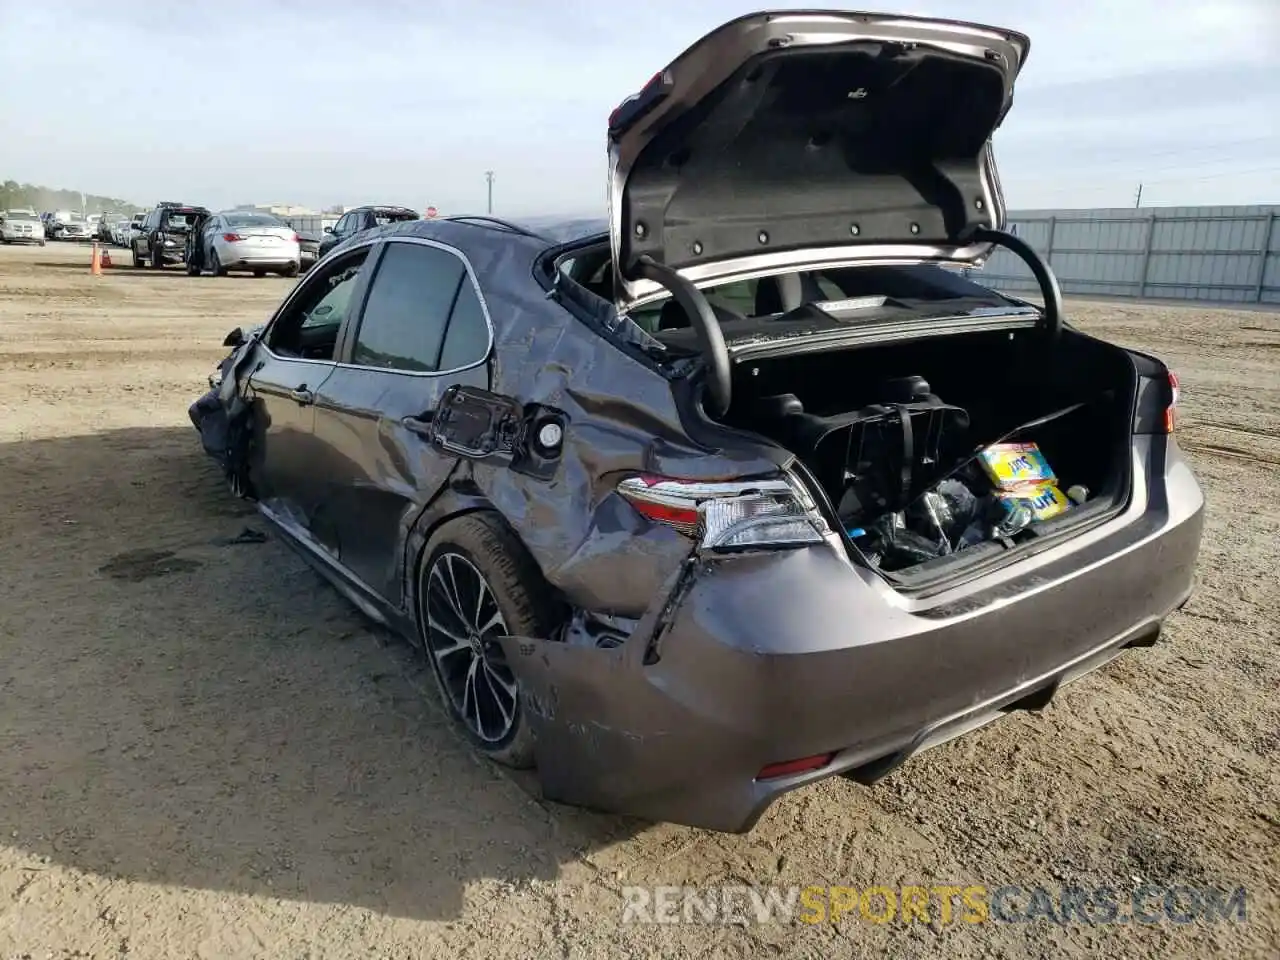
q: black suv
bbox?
[317,206,418,260]
[131,202,210,269]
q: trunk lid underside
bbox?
[607,11,1029,311]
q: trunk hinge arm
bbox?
[629,255,732,418]
[963,226,1063,340]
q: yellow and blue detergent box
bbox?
[978,442,1056,490]
[997,480,1072,522]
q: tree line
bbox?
[1,179,141,216]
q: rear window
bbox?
[629,273,847,331]
[163,209,203,227]
[225,213,283,228]
[373,210,418,226]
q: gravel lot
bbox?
[0,242,1276,959]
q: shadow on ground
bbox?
[31,261,295,281]
[0,426,640,919]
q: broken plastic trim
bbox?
[630,255,732,417]
[962,225,1063,340]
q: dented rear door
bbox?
[309,237,495,604]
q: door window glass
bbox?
[438,280,490,370]
[266,249,370,360]
[350,243,466,373]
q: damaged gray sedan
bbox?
[191,11,1203,832]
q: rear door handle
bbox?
[290,386,314,404]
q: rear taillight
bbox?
[616,474,829,550]
[1133,357,1181,436]
[291,232,300,243]
[222,233,244,242]
[1164,371,1179,434]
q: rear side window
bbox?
[351,242,467,372]
[438,281,490,370]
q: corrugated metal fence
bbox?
[975,205,1280,304]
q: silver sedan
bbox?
[200,211,301,277]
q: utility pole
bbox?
[1134,183,1143,208]
[485,171,495,215]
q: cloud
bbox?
[0,0,1275,212]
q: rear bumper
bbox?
[223,256,299,268]
[217,241,301,270]
[509,437,1204,832]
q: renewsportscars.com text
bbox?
[620,884,1249,926]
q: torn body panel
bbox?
[503,439,1202,832]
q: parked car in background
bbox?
[293,228,321,272]
[317,205,418,259]
[188,210,300,278]
[43,211,70,239]
[95,213,120,244]
[0,209,46,245]
[59,217,92,241]
[131,202,209,269]
[109,217,132,246]
[125,212,147,248]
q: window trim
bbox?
[336,235,495,379]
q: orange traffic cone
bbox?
[90,243,102,276]
[100,248,112,268]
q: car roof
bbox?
[517,216,607,245]
[374,216,549,250]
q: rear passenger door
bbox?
[309,237,493,603]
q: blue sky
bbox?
[1,0,1276,214]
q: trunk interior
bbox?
[720,327,1138,586]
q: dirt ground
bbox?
[0,241,1276,959]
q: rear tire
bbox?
[253,268,265,278]
[131,245,142,268]
[417,513,556,769]
[150,239,164,269]
[280,261,299,278]
[209,249,226,277]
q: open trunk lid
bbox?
[607,10,1030,311]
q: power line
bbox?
[1001,134,1280,167]
[1012,157,1280,185]
[1141,163,1280,185]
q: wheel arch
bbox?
[401,483,558,639]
